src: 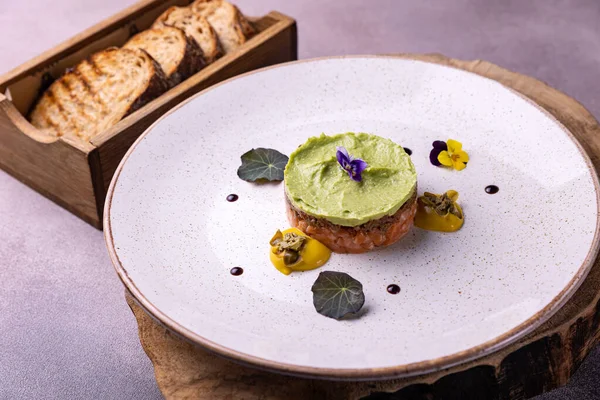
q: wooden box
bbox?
[0,0,297,229]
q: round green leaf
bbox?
[237,148,289,182]
[311,271,365,320]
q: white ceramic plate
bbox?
[105,57,600,380]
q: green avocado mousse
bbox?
[284,132,418,254]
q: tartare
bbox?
[284,132,417,253]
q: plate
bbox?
[105,57,600,380]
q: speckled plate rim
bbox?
[104,55,600,381]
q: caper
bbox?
[283,249,300,265]
[421,191,462,217]
[269,230,284,247]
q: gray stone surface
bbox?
[1,0,599,399]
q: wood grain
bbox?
[126,53,600,400]
[0,0,297,229]
[0,93,101,226]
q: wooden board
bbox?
[125,53,600,400]
[0,0,297,229]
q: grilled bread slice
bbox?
[153,6,222,64]
[29,47,168,141]
[191,0,255,53]
[123,26,205,87]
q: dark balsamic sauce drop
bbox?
[230,267,243,276]
[226,194,239,202]
[485,185,499,194]
[387,284,401,294]
[403,147,412,156]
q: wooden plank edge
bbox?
[88,148,105,229]
[0,93,100,226]
[0,93,57,143]
[0,93,95,153]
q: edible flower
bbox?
[429,139,469,171]
[336,146,368,182]
[429,141,448,166]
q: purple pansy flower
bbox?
[336,146,368,182]
[429,140,448,166]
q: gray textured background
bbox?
[1,1,599,399]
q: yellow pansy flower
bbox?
[437,139,469,171]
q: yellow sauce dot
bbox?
[414,190,464,232]
[269,228,331,275]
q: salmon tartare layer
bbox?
[286,190,417,254]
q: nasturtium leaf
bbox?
[237,148,289,182]
[311,271,365,320]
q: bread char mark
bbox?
[40,90,59,130]
[88,59,104,78]
[73,67,93,94]
[57,78,79,106]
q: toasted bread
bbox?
[29,47,168,141]
[153,6,222,64]
[123,26,205,87]
[191,0,255,53]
